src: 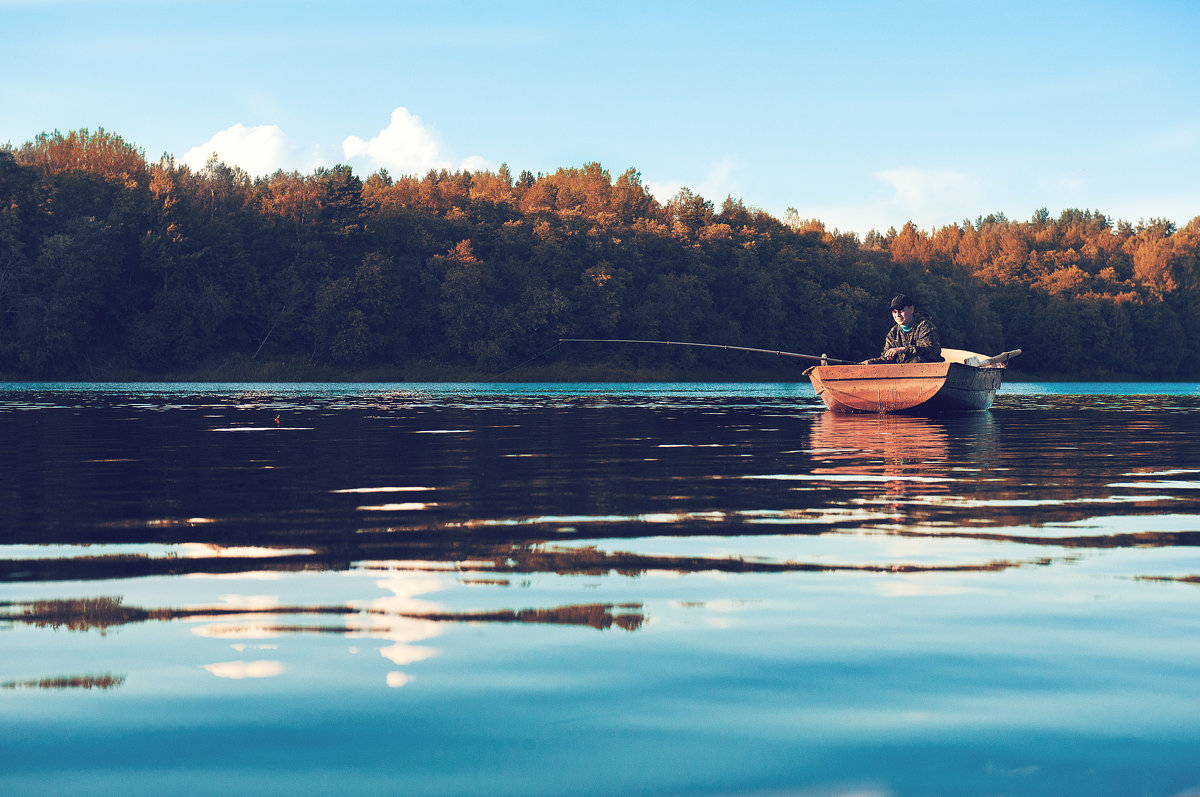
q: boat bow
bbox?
[808,360,1007,413]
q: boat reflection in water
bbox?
[807,411,993,520]
[810,411,954,475]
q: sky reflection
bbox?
[2,384,1199,796]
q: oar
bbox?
[558,338,855,365]
[967,349,1022,367]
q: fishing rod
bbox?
[558,338,855,365]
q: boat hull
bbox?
[808,362,1004,413]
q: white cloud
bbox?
[690,159,742,207]
[460,154,490,172]
[643,177,682,205]
[1035,174,1087,195]
[342,106,488,176]
[875,167,976,211]
[645,158,741,207]
[182,123,291,175]
[181,108,489,178]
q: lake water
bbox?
[2,381,1198,797]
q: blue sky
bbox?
[3,0,1198,234]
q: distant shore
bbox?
[0,357,1180,385]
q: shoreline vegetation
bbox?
[2,129,1198,383]
[0,356,1174,385]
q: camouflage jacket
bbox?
[868,313,942,364]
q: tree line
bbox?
[1,128,1198,380]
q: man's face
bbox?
[892,305,915,326]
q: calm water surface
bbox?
[2,381,1198,797]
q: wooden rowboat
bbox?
[553,339,1019,413]
[807,349,1021,414]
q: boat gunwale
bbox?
[808,361,1002,413]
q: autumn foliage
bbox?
[1,129,1197,379]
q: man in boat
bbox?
[862,294,942,364]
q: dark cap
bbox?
[889,294,914,311]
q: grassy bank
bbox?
[0,354,1177,385]
[0,355,818,384]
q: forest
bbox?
[1,128,1198,381]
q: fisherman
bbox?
[862,294,942,364]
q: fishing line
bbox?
[491,341,565,379]
[558,338,853,364]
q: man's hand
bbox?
[885,347,906,359]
